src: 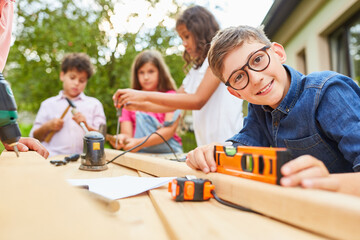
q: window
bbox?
[330,13,360,84]
[296,48,307,75]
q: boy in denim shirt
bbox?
[186,25,360,196]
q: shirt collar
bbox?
[262,65,303,114]
[54,91,86,101]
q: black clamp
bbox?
[50,154,80,166]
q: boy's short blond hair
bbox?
[208,25,271,82]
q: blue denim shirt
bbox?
[229,65,360,173]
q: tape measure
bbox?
[168,176,215,201]
[168,176,258,213]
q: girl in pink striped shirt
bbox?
[109,50,183,153]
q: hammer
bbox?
[44,97,74,143]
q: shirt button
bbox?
[274,122,278,127]
[286,108,290,112]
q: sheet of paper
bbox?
[67,175,175,200]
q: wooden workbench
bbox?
[1,149,359,239]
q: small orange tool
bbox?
[214,145,292,185]
[168,176,215,201]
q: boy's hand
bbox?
[72,112,86,125]
[280,155,339,191]
[47,118,64,131]
[112,89,146,108]
[186,144,217,173]
[3,137,49,159]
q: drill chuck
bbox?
[0,122,21,145]
[0,73,21,146]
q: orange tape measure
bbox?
[168,176,215,201]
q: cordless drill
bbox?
[0,73,21,157]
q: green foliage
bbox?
[179,131,197,153]
[19,123,33,137]
[6,0,186,135]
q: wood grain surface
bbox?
[1,149,357,239]
[107,148,360,240]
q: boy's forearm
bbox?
[32,123,51,142]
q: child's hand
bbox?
[122,137,143,152]
[47,118,64,132]
[3,137,49,159]
[72,112,86,125]
[112,89,146,108]
[109,134,129,149]
[186,144,217,173]
[280,155,339,191]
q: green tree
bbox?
[6,0,186,135]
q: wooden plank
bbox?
[106,149,360,239]
[138,171,326,240]
[49,154,169,240]
[0,151,129,240]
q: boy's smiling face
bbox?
[222,41,290,109]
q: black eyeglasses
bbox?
[225,45,271,90]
